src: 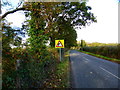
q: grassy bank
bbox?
[43,50,70,88]
[78,50,120,64]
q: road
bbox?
[70,50,120,88]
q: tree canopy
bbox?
[1,1,97,49]
[1,1,96,49]
[23,2,96,48]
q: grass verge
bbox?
[43,50,70,88]
[78,50,120,64]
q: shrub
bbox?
[2,47,59,88]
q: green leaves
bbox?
[82,44,120,60]
[13,36,22,46]
[23,2,97,49]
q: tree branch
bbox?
[0,7,27,20]
[16,1,23,9]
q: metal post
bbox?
[60,48,61,61]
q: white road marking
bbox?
[100,67,120,80]
[84,61,88,63]
[83,57,89,61]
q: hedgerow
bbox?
[82,44,120,59]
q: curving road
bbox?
[70,50,120,88]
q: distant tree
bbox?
[80,39,86,48]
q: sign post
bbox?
[60,48,61,61]
[55,40,64,61]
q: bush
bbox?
[2,47,59,88]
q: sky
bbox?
[3,0,119,43]
[76,0,118,43]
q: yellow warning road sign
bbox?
[55,40,64,48]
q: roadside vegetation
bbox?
[42,51,70,88]
[2,0,119,88]
[82,45,120,59]
[78,50,120,64]
[76,40,120,63]
[2,45,70,88]
[2,1,97,88]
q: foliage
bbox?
[2,20,24,48]
[79,50,120,64]
[2,46,60,88]
[80,40,86,48]
[87,42,118,47]
[59,2,97,27]
[2,1,97,88]
[2,19,24,88]
[23,2,97,48]
[82,44,120,59]
[42,50,70,88]
[25,4,59,87]
[2,19,59,88]
[50,16,77,48]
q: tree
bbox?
[80,39,86,48]
[49,16,77,48]
[2,19,24,88]
[24,2,96,48]
[2,19,23,49]
[1,1,97,48]
[49,2,96,48]
[1,1,97,88]
[24,2,62,63]
[58,2,97,28]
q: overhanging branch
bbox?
[0,7,27,20]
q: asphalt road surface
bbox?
[70,50,120,88]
